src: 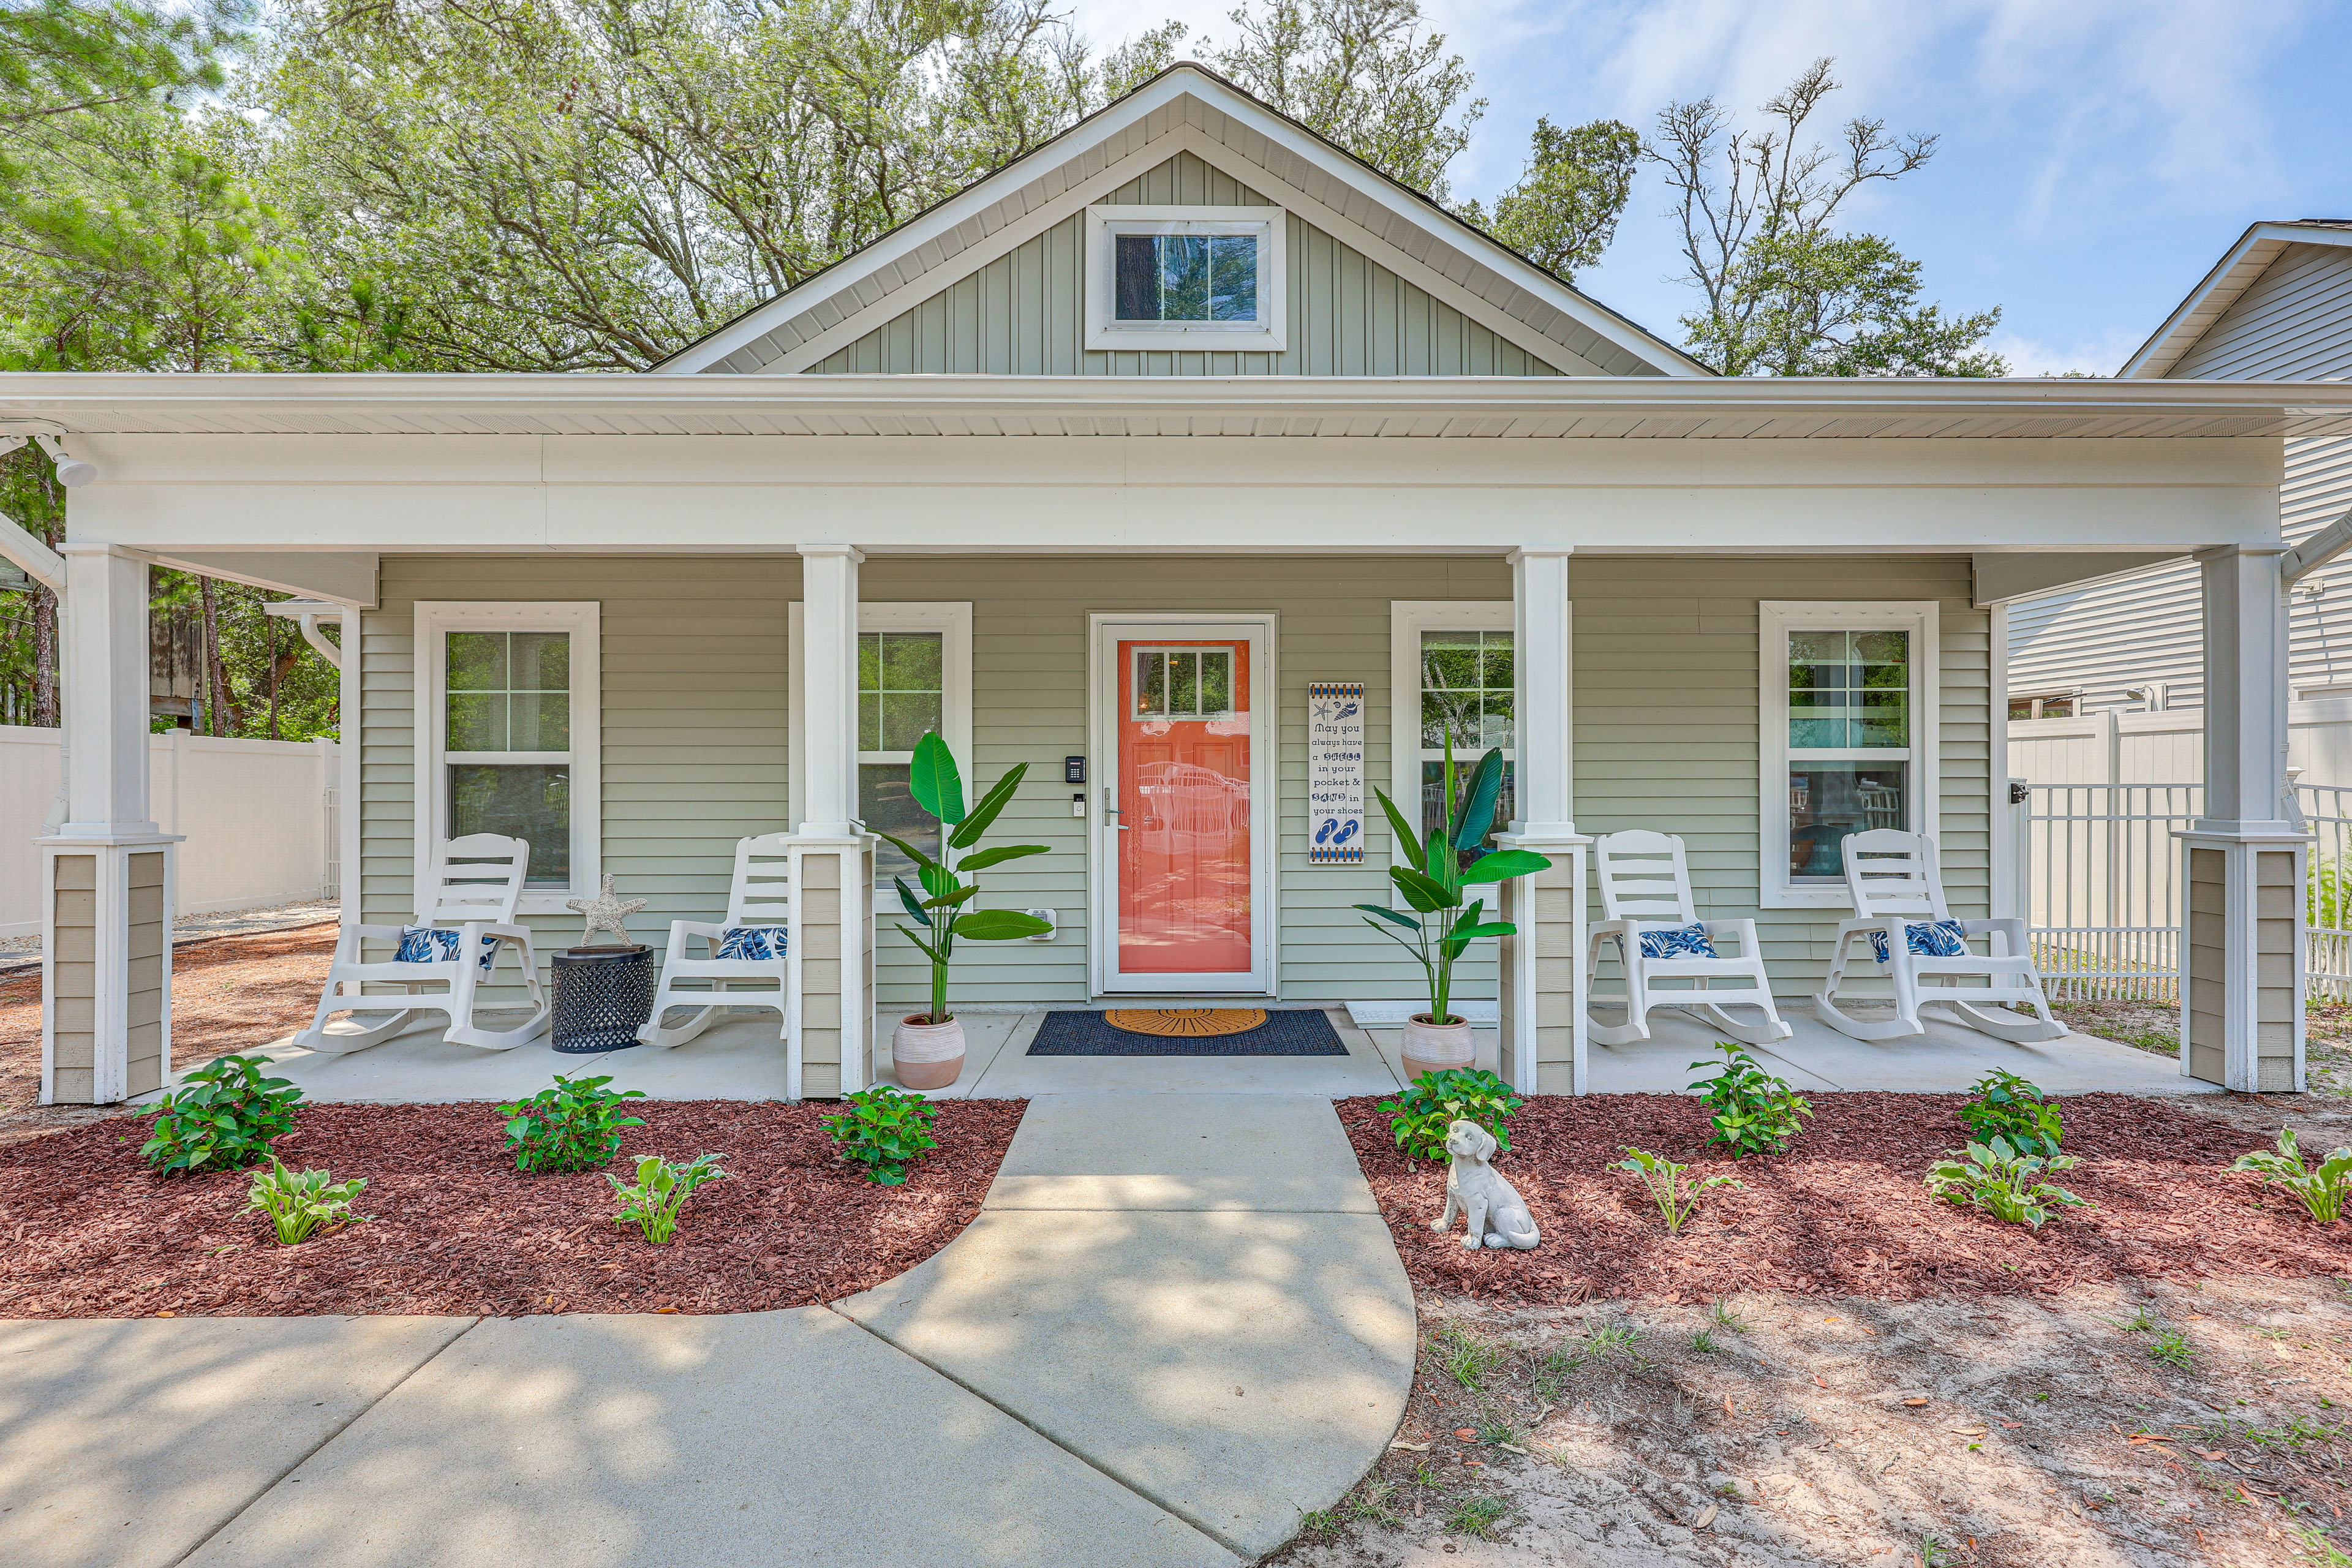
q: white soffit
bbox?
[7,373,2352,440]
[652,63,1705,381]
[2122,221,2352,380]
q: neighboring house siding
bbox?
[805,153,1567,379]
[2010,239,2352,727]
[1574,556,1992,985]
[359,556,799,992]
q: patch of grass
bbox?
[1691,1329,1721,1354]
[1412,1462,1439,1487]
[1433,1323,1507,1390]
[2294,1524,2352,1566]
[1298,1507,1341,1537]
[2149,1330,2196,1370]
[1444,1496,1510,1538]
[2198,1415,2346,1450]
[1531,1324,1646,1401]
[1348,1480,1400,1528]
[2106,1305,2157,1333]
[1583,1324,1645,1360]
[1709,1297,1751,1333]
[1476,1420,1523,1446]
[1918,1536,1959,1568]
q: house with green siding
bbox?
[2,64,2333,1104]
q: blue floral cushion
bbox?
[394,925,499,973]
[1637,922,1718,960]
[1868,919,1969,964]
[715,925,787,961]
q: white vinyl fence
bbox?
[2024,780,2352,1002]
[0,725,339,938]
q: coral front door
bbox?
[1094,617,1273,993]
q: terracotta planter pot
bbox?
[1400,1012,1476,1084]
[892,1014,966,1091]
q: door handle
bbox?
[1103,786,1131,830]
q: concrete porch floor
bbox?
[159,999,2217,1104]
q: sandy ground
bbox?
[1271,1277,2352,1568]
[2060,1000,2352,1153]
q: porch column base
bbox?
[39,832,183,1104]
[1494,832,1588,1096]
[785,832,876,1101]
[2177,827,2307,1092]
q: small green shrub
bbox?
[1686,1043,1812,1156]
[141,1054,303,1174]
[2234,1128,2352,1223]
[1378,1068,1524,1163]
[499,1074,647,1173]
[1958,1069,2065,1159]
[1615,1147,1742,1235]
[245,1158,366,1245]
[822,1085,939,1185]
[607,1152,728,1243]
[1925,1136,2091,1227]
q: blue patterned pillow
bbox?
[1637,922,1718,960]
[1868,919,1969,963]
[716,925,786,961]
[394,925,499,973]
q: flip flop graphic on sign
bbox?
[1306,682,1365,864]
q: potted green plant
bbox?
[1355,743,1552,1081]
[870,732,1052,1087]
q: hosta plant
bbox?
[499,1074,647,1173]
[1615,1147,1742,1235]
[246,1158,367,1246]
[2233,1128,2352,1223]
[608,1153,728,1243]
[141,1054,303,1175]
[823,1085,940,1185]
[1380,1068,1525,1163]
[875,733,1051,1026]
[1925,1136,2091,1228]
[1958,1069,2064,1159]
[1687,1043,1812,1157]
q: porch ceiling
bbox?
[7,373,2352,441]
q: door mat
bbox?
[1027,1008,1349,1057]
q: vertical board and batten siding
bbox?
[805,153,1567,379]
[857,555,1514,1005]
[1572,557,1993,986]
[358,557,799,990]
[2010,239,2352,727]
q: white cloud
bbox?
[1982,323,2150,379]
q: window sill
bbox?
[1761,885,1858,911]
[1085,324,1286,352]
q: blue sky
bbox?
[1068,0,2349,374]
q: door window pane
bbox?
[446,631,569,752]
[1789,763,1907,880]
[1789,629,1907,750]
[450,763,569,883]
[1132,647,1238,719]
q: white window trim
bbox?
[413,600,600,917]
[1085,205,1287,353]
[1390,600,1515,873]
[1760,600,1939,910]
[788,601,974,848]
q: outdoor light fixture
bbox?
[34,435,96,488]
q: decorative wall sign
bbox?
[1307,682,1366,864]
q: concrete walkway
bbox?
[1,1096,1414,1568]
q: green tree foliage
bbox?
[1459,115,1638,282]
[1198,0,1480,202]
[1648,57,2002,377]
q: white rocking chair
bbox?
[1814,828,2064,1043]
[295,833,550,1054]
[1585,829,1792,1047]
[636,833,793,1053]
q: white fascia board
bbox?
[655,66,1701,379]
[142,549,379,606]
[2120,222,2352,380]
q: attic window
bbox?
[1087,206,1286,352]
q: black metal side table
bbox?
[551,944,656,1054]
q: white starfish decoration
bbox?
[566,873,647,948]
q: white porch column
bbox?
[1498,546,1589,1095]
[2180,544,2305,1091]
[788,543,874,1099]
[40,544,182,1104]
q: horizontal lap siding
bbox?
[807,153,1564,379]
[1572,557,1989,992]
[360,557,799,990]
[862,556,1511,1006]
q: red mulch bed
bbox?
[1339,1091,2352,1305]
[0,1098,1023,1317]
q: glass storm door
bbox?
[1095,620,1271,993]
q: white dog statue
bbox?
[1431,1118,1540,1251]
